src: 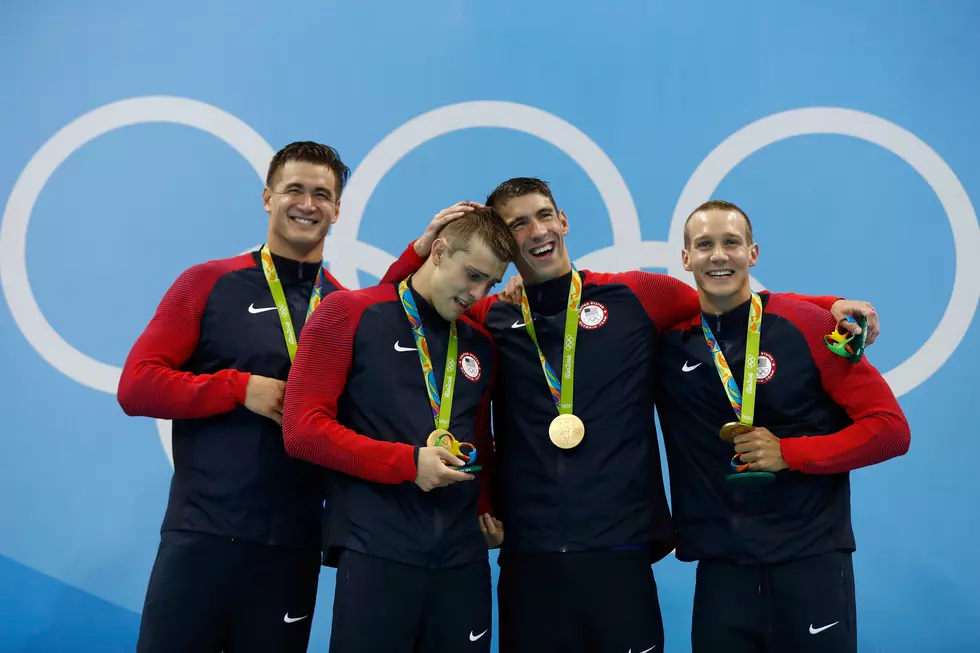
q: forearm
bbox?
[117,360,249,419]
[379,240,426,284]
[282,408,417,484]
[780,411,911,474]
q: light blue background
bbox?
[1,1,978,651]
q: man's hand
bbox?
[479,513,504,548]
[244,375,286,424]
[830,300,880,346]
[497,275,524,305]
[413,202,484,257]
[415,446,475,491]
[733,427,789,472]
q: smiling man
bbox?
[656,200,911,653]
[116,141,430,653]
[282,207,515,653]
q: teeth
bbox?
[530,244,554,255]
[291,217,315,225]
[707,270,734,277]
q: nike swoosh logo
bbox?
[809,621,839,634]
[681,361,701,372]
[283,613,308,623]
[628,646,657,653]
[511,320,531,328]
[469,629,488,641]
[394,341,417,352]
[248,304,278,314]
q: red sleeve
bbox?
[775,292,840,312]
[116,256,253,420]
[463,294,498,328]
[282,289,418,484]
[380,240,426,284]
[768,296,911,474]
[596,271,702,333]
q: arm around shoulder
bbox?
[379,240,427,284]
[776,302,910,475]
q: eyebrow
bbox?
[282,182,333,195]
[508,206,553,224]
[696,232,743,241]
[467,266,502,285]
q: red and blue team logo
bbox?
[459,352,482,382]
[756,351,776,384]
[578,301,608,330]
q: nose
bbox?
[299,193,315,212]
[528,218,548,241]
[710,244,728,263]
[468,280,490,302]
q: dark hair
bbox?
[440,206,517,263]
[265,141,351,198]
[485,177,559,212]
[683,200,754,247]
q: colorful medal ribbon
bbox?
[519,269,583,416]
[701,292,763,427]
[260,244,326,362]
[397,277,458,431]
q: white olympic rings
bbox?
[1,97,977,466]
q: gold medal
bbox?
[549,414,585,449]
[427,429,454,448]
[719,421,754,443]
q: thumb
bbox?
[838,316,861,336]
[433,446,464,467]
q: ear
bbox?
[330,199,341,225]
[431,238,446,266]
[558,209,570,236]
[748,242,759,268]
[262,187,272,213]
[681,248,693,272]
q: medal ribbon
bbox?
[701,292,763,426]
[519,269,583,416]
[260,244,326,362]
[398,277,458,431]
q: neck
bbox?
[266,232,324,263]
[523,255,573,287]
[699,285,751,315]
[410,260,439,307]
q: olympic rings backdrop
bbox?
[1,1,978,651]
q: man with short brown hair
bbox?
[118,141,439,653]
[282,206,515,653]
[657,201,909,653]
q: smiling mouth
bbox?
[289,215,318,226]
[707,269,735,278]
[529,242,555,260]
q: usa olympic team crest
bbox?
[756,352,776,384]
[459,352,482,382]
[578,301,608,330]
